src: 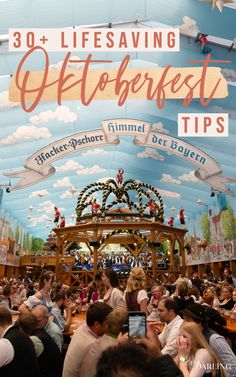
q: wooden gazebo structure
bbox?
[53,176,187,286]
[54,217,187,286]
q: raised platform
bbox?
[53,219,187,286]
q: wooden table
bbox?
[223,315,236,333]
[63,312,87,336]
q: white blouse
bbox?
[188,348,212,377]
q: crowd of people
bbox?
[73,250,169,271]
[0,267,236,376]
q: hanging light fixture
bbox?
[210,189,216,197]
[196,199,203,205]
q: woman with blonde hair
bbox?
[175,321,226,377]
[174,280,194,317]
[219,285,234,310]
[125,267,148,314]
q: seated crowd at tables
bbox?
[0,267,236,377]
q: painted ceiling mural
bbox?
[0,0,236,260]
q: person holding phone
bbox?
[128,311,146,343]
[95,325,183,377]
[125,267,148,315]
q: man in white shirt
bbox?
[157,297,183,357]
[63,301,112,377]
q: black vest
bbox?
[125,290,140,311]
[2,325,40,377]
[32,328,63,377]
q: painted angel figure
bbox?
[168,216,175,227]
[54,207,61,225]
[148,199,159,217]
[195,33,212,54]
[89,198,101,214]
[179,207,185,225]
[116,168,124,184]
[60,215,65,227]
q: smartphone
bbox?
[121,324,129,334]
[128,311,146,341]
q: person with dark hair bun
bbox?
[102,268,126,310]
[95,342,183,377]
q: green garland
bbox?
[76,178,164,220]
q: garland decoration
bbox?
[75,176,164,222]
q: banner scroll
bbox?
[4,118,236,194]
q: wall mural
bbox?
[185,195,236,265]
[0,208,32,266]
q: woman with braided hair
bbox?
[125,267,148,315]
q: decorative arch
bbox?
[76,178,164,221]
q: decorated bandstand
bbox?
[54,174,187,286]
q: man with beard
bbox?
[51,292,73,332]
